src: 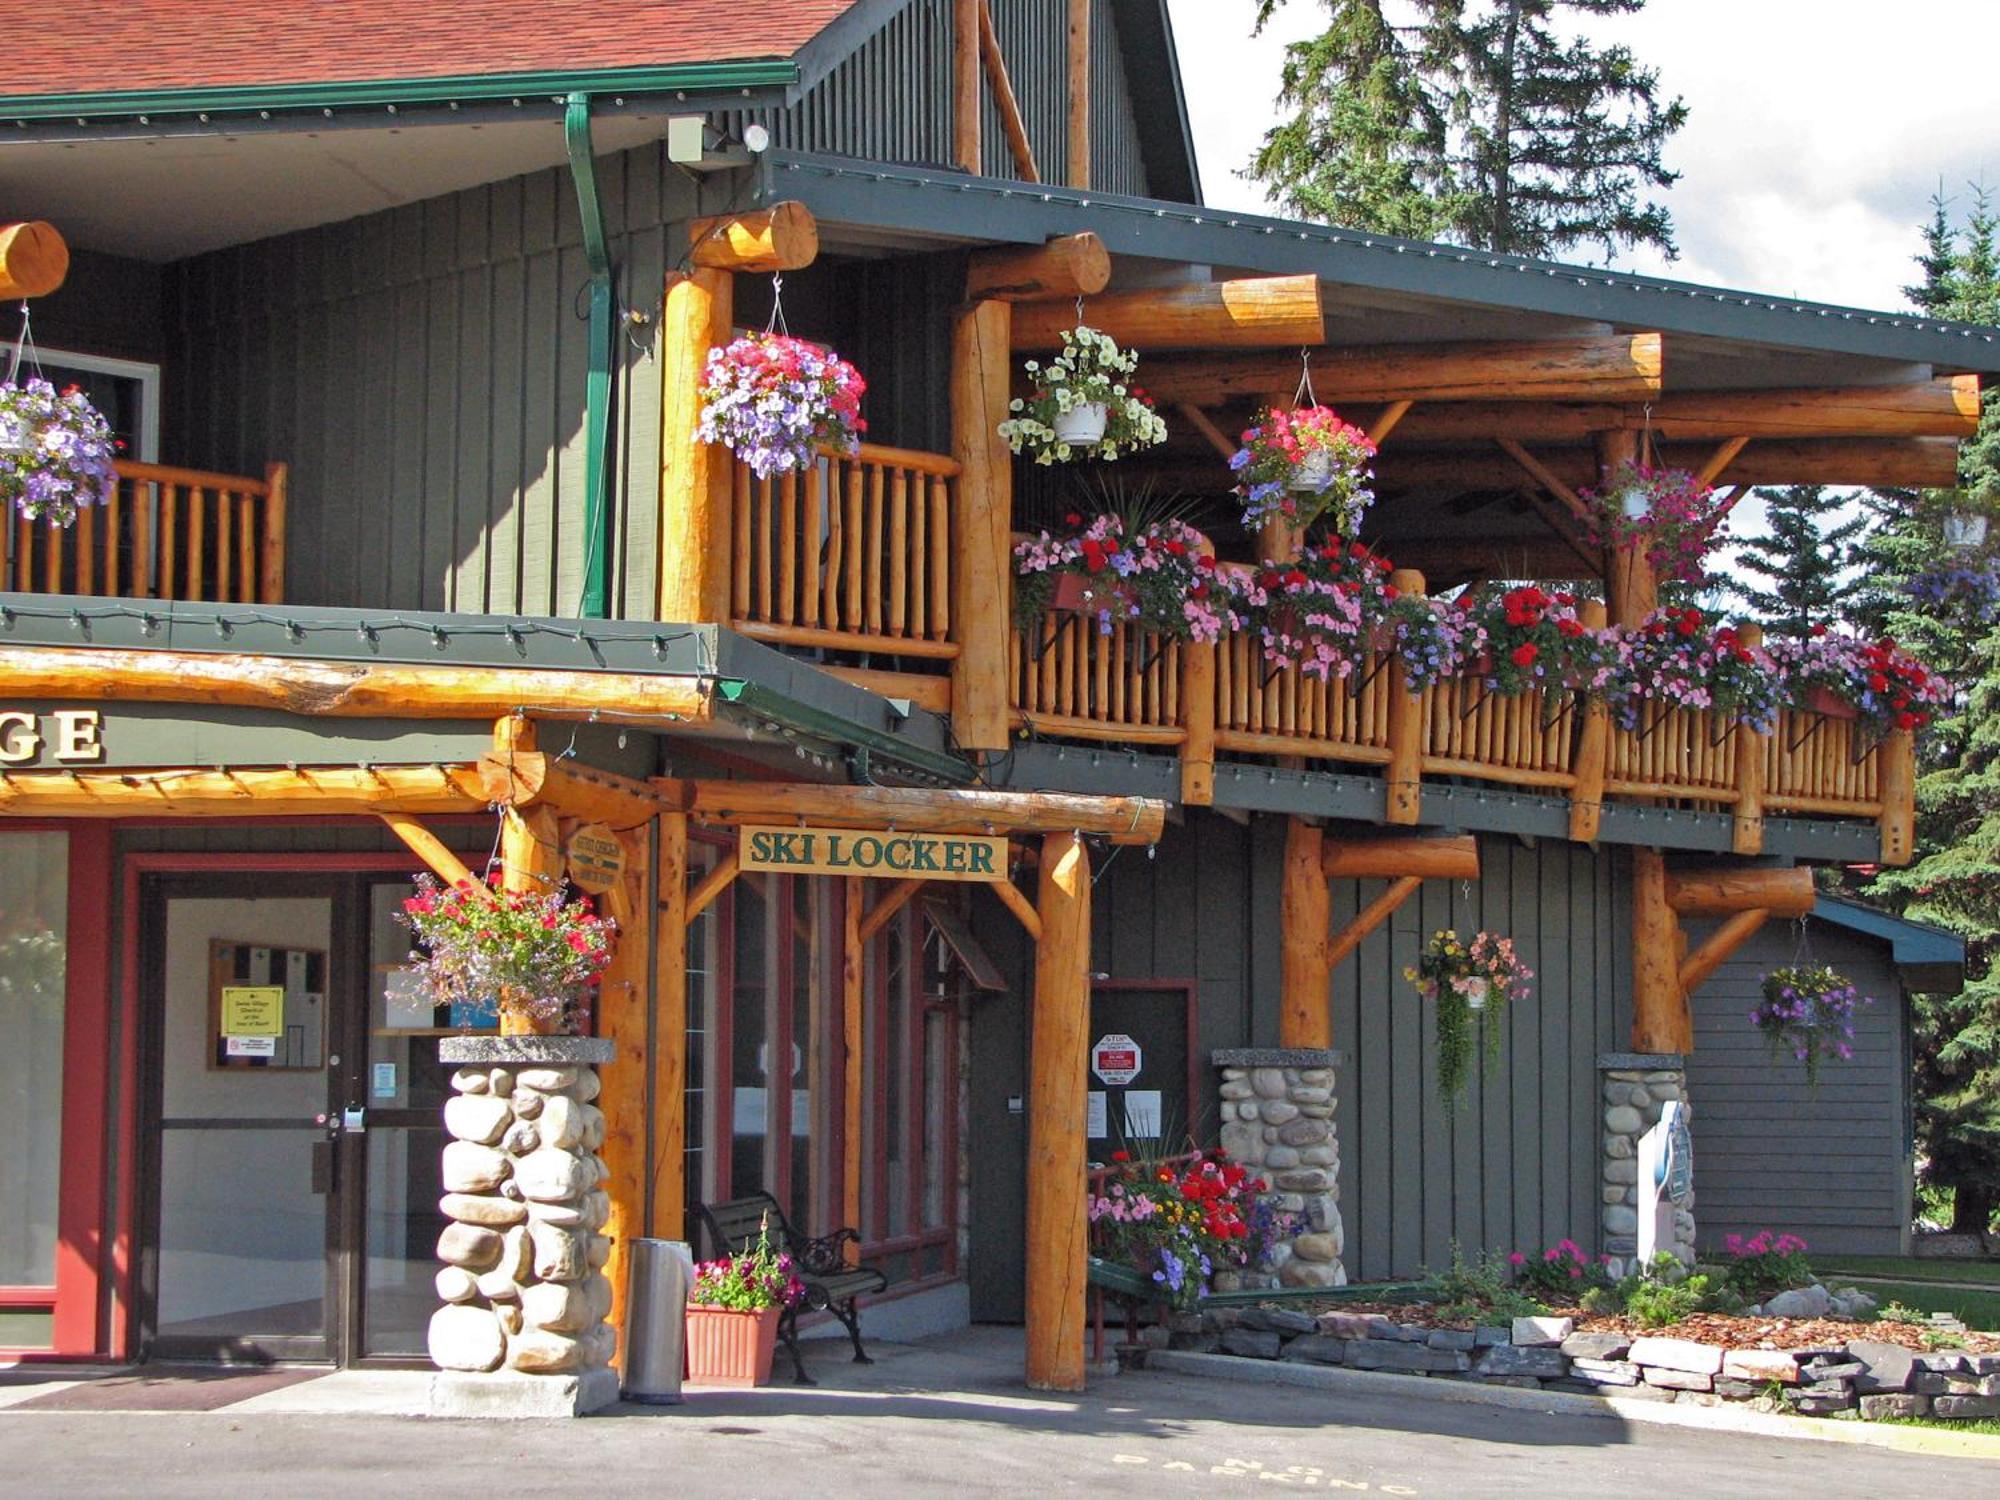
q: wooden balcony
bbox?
[5,459,287,603]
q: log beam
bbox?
[1495,436,1592,525]
[478,746,676,828]
[1177,403,1238,463]
[1135,333,1663,409]
[1325,876,1422,970]
[0,763,485,817]
[688,202,819,273]
[991,875,1044,941]
[1679,907,1769,997]
[978,0,1040,183]
[660,267,736,624]
[1280,819,1331,1049]
[1319,833,1479,882]
[686,849,741,920]
[965,234,1108,302]
[378,811,485,890]
[0,644,715,729]
[1025,831,1090,1392]
[1362,438,1965,493]
[858,878,928,943]
[1012,274,1325,353]
[0,221,69,299]
[666,779,1167,844]
[1663,864,1815,919]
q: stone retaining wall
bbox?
[1214,1048,1345,1292]
[1151,1307,2000,1423]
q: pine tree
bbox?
[1855,188,2000,1236]
[1731,485,1865,640]
[1251,0,1687,262]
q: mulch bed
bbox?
[1300,1298,2000,1354]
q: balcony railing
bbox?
[4,459,287,603]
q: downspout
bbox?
[565,92,614,619]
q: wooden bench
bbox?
[698,1191,889,1384]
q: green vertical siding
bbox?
[163,145,704,617]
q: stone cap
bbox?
[440,1035,616,1066]
[1597,1052,1685,1070]
[1212,1047,1345,1069]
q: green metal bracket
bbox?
[565,92,614,620]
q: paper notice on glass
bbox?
[225,1034,277,1057]
[1122,1089,1163,1139]
[1086,1090,1108,1139]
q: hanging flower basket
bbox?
[685,1304,783,1388]
[1404,930,1534,1099]
[1753,964,1872,1087]
[397,873,616,1037]
[0,377,119,528]
[1580,462,1728,587]
[1942,510,1989,549]
[998,326,1167,464]
[697,332,867,479]
[1229,405,1376,538]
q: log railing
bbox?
[1010,613,1187,746]
[5,459,287,603]
[729,443,959,661]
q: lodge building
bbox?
[0,1,1989,1392]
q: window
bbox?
[0,831,69,1291]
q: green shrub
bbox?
[1421,1244,1549,1323]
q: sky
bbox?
[1165,0,2000,316]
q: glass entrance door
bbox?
[143,877,346,1362]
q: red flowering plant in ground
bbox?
[1088,1148,1279,1308]
[1230,540,1400,682]
[1012,512,1227,641]
[1765,628,1950,734]
[1605,606,1783,732]
[397,871,616,1033]
[1581,462,1729,586]
[1717,1230,1815,1304]
[1508,1238,1615,1300]
[1461,585,1614,696]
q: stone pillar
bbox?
[429,1036,620,1418]
[1213,1048,1345,1291]
[1598,1052,1696,1279]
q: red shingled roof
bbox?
[0,0,867,98]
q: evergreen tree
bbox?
[1855,188,2000,1236]
[1251,0,1687,262]
[1731,485,1865,641]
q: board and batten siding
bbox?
[161,143,745,619]
[965,818,1634,1316]
[1687,922,1911,1256]
[720,0,1154,196]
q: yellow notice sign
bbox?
[565,823,626,895]
[739,825,1007,884]
[220,986,286,1037]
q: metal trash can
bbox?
[623,1237,694,1404]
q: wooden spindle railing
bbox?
[729,443,958,662]
[6,459,286,603]
[1010,613,1186,745]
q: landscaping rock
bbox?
[1561,1331,1632,1361]
[428,1304,504,1372]
[1859,1393,1932,1420]
[1934,1395,2000,1419]
[1791,1394,1857,1416]
[1642,1368,1713,1392]
[1239,1307,1317,1336]
[1763,1284,1834,1320]
[1427,1329,1477,1352]
[1473,1325,1512,1348]
[1801,1358,1865,1382]
[1627,1337,1724,1375]
[1828,1287,1879,1321]
[1168,1331,1220,1353]
[1476,1345,1567,1379]
[1720,1349,1800,1385]
[1278,1334,1346,1365]
[1568,1358,1640,1387]
[1348,1341,1471,1374]
[1945,1374,2000,1397]
[1219,1329,1283,1360]
[1915,1351,1969,1373]
[1846,1340,1916,1394]
[1512,1315,1574,1347]
[1316,1311,1372,1339]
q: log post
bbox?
[1181,533,1218,806]
[950,298,1015,750]
[496,719,566,1037]
[1026,831,1091,1392]
[1568,598,1611,844]
[1384,568,1426,825]
[843,875,865,1264]
[1280,818,1331,1049]
[260,462,288,604]
[1597,429,1653,627]
[1066,0,1091,189]
[1731,621,1767,855]
[596,821,656,1363]
[652,811,689,1239]
[1878,728,1916,867]
[659,267,736,624]
[953,0,982,173]
[1630,847,1686,1054]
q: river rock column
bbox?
[1598,1052,1696,1279]
[1213,1048,1345,1291]
[429,1035,619,1419]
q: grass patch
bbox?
[1847,1279,2000,1331]
[1814,1255,2000,1287]
[1864,1414,2000,1438]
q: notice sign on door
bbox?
[220,985,285,1038]
[739,824,1007,883]
[1091,1032,1142,1086]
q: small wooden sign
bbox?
[739,824,1007,883]
[565,823,626,894]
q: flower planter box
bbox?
[685,1304,782,1388]
[1802,685,1858,721]
[1047,571,1136,617]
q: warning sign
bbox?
[1091,1032,1142,1087]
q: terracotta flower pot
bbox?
[1048,570,1135,616]
[1803,685,1858,721]
[685,1303,783,1388]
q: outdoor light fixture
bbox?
[667,117,771,171]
